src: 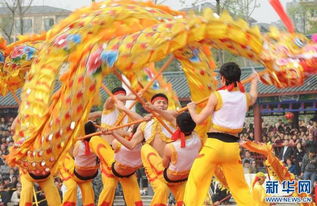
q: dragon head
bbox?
[0,34,45,96]
[260,29,317,88]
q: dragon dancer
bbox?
[185,62,258,206]
[10,118,61,206]
[162,112,202,206]
[60,121,99,206]
[91,123,145,206]
[89,87,144,206]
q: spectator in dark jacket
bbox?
[0,184,11,206]
[301,148,317,192]
[285,158,299,176]
[303,134,317,152]
[278,139,294,162]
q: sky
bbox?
[31,0,293,24]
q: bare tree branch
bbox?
[0,0,34,41]
[22,0,34,15]
[249,0,258,18]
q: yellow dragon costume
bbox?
[1,0,316,206]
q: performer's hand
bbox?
[137,91,143,98]
[144,102,156,112]
[144,114,153,121]
[115,101,126,110]
[250,72,259,84]
[187,102,196,111]
[213,201,220,206]
[101,128,112,135]
[127,93,136,99]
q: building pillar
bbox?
[253,103,262,142]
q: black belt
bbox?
[74,169,98,181]
[163,168,187,183]
[29,172,50,180]
[111,162,135,178]
[207,132,239,143]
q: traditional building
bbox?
[0,5,71,41]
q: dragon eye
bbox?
[294,38,305,48]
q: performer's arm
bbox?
[104,94,136,110]
[73,141,80,157]
[88,111,102,120]
[116,101,143,120]
[248,73,258,105]
[104,96,116,110]
[115,129,132,137]
[162,144,172,168]
[111,139,121,151]
[144,102,177,126]
[111,127,143,150]
[117,94,136,101]
[188,92,217,125]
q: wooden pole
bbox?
[116,55,174,125]
[78,118,146,140]
[101,84,116,100]
[10,90,20,105]
[33,187,39,206]
[140,56,174,93]
[113,70,174,135]
[218,194,232,204]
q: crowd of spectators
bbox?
[0,117,21,206]
[240,118,317,176]
[240,117,317,203]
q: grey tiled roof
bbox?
[1,68,316,107]
[163,71,190,99]
[164,67,317,100]
[0,6,71,15]
[0,89,21,107]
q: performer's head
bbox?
[151,93,168,110]
[112,87,126,97]
[308,148,316,158]
[219,62,241,86]
[131,123,140,134]
[84,121,97,141]
[176,112,196,136]
[112,87,127,104]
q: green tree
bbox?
[287,1,317,34]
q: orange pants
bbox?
[184,138,255,206]
[141,144,186,206]
[20,172,61,206]
[62,174,95,206]
[59,153,95,206]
